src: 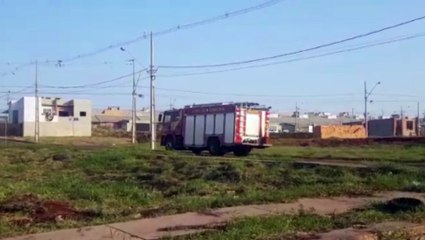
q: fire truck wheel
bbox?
[208,138,225,156]
[192,149,203,155]
[233,146,252,156]
[164,136,175,150]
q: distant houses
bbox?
[1,98,423,139]
[92,106,151,133]
[269,113,355,133]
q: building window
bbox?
[407,121,414,130]
[12,110,19,124]
[80,111,87,117]
[59,111,70,117]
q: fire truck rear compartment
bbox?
[184,113,235,147]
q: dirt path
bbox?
[4,191,424,240]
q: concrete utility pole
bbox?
[364,81,381,137]
[5,91,10,145]
[294,102,299,133]
[119,47,138,144]
[400,106,404,119]
[417,101,420,135]
[364,82,368,135]
[150,32,156,150]
[34,60,40,143]
[131,59,137,144]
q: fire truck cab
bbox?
[159,102,271,156]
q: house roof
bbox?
[270,116,354,131]
[92,115,131,123]
[92,114,150,124]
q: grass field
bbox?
[1,140,425,237]
[173,204,425,240]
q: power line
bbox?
[32,77,361,98]
[40,68,148,89]
[7,32,423,99]
[0,62,29,65]
[0,62,34,78]
[0,85,34,99]
[42,83,421,100]
[160,15,425,69]
[20,32,423,93]
[158,32,425,77]
[50,0,286,64]
[151,87,359,98]
[3,29,422,82]
[2,30,423,99]
[0,91,132,96]
[0,1,285,77]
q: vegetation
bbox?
[0,141,425,237]
[173,204,425,240]
[255,144,425,162]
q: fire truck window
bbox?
[164,114,171,123]
[174,113,181,121]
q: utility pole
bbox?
[5,91,10,145]
[364,81,368,136]
[364,81,381,137]
[34,60,40,143]
[169,98,176,110]
[131,59,136,144]
[149,32,156,150]
[417,102,420,136]
[294,102,299,133]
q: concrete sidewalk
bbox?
[4,191,422,240]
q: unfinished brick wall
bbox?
[314,125,366,139]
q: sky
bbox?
[0,0,425,116]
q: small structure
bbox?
[268,123,282,133]
[280,123,296,133]
[92,115,130,129]
[314,125,366,139]
[368,117,419,137]
[92,106,151,133]
[8,96,91,137]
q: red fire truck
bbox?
[158,102,271,156]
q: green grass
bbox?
[1,142,425,237]
[254,144,425,162]
[172,205,425,240]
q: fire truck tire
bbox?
[164,136,175,150]
[233,146,252,156]
[208,138,225,156]
[192,149,203,155]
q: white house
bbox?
[8,96,92,137]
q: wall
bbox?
[368,119,395,137]
[396,118,418,137]
[8,98,25,123]
[314,125,366,139]
[10,97,92,137]
[23,118,91,137]
[0,123,23,136]
[368,118,418,137]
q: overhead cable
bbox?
[52,0,286,63]
[158,32,425,76]
[159,15,425,69]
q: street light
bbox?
[120,47,137,144]
[364,81,381,137]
